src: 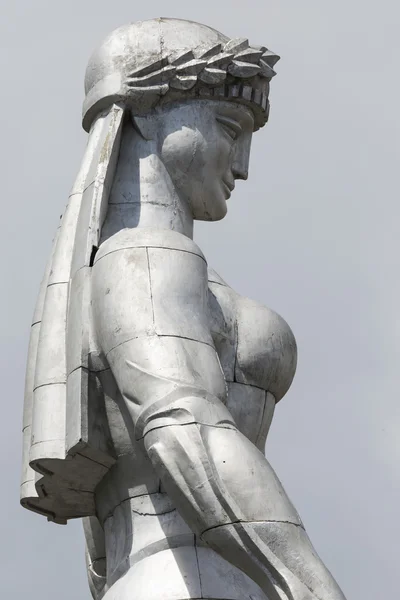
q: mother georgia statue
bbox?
[21,18,347,600]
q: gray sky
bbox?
[1,1,399,598]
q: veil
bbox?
[21,104,125,523]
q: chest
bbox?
[207,268,297,450]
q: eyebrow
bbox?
[216,115,243,133]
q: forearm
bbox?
[142,400,346,600]
[143,421,239,534]
[143,418,284,600]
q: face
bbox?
[154,100,254,221]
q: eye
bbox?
[216,116,242,141]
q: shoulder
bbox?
[95,227,206,265]
[91,228,213,354]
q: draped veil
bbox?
[21,105,126,524]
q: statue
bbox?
[21,18,347,600]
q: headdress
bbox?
[83,18,279,131]
[21,19,279,523]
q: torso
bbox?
[94,229,297,600]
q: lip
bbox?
[222,179,235,198]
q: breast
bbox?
[208,267,297,447]
[234,295,297,402]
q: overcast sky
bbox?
[1,1,399,598]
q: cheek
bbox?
[161,126,233,191]
[161,128,207,187]
[207,134,233,181]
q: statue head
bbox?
[82,19,279,222]
[136,99,255,221]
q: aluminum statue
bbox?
[21,18,347,600]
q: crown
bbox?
[82,20,279,132]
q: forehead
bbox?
[158,99,255,130]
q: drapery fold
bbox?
[20,105,125,523]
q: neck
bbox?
[101,120,194,242]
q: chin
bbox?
[193,195,228,222]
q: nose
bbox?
[231,133,251,181]
[232,163,248,181]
